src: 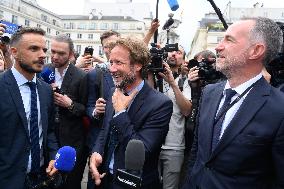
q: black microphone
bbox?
[31,146,76,189]
[115,139,145,189]
[162,13,174,30]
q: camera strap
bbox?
[213,81,257,125]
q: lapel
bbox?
[5,70,29,138]
[61,63,74,93]
[127,82,150,120]
[37,78,48,141]
[209,77,270,160]
[201,82,225,159]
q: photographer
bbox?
[148,45,192,189]
[0,23,13,71]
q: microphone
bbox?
[32,146,76,189]
[167,0,179,11]
[162,13,174,30]
[115,139,145,189]
[40,67,55,84]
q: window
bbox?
[112,23,119,30]
[76,45,81,54]
[89,22,96,30]
[129,23,135,30]
[12,15,18,24]
[37,24,41,28]
[77,33,82,39]
[88,34,93,39]
[52,19,56,25]
[47,28,51,34]
[56,31,60,35]
[41,14,47,22]
[99,46,104,55]
[100,23,108,30]
[66,33,71,37]
[46,40,50,49]
[25,19,30,26]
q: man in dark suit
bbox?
[0,27,59,189]
[47,34,88,189]
[182,17,284,189]
[89,37,173,189]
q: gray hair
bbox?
[52,34,74,53]
[242,17,283,65]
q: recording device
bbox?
[267,53,284,87]
[115,139,145,189]
[40,67,63,94]
[162,13,174,30]
[167,0,179,11]
[0,20,20,44]
[188,58,224,81]
[31,146,76,189]
[40,67,55,84]
[149,43,179,73]
[84,46,94,56]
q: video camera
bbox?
[267,53,284,87]
[0,20,20,44]
[188,58,224,81]
[148,43,179,73]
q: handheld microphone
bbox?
[40,67,55,84]
[32,146,76,189]
[115,139,145,189]
[167,0,179,11]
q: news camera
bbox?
[0,20,20,44]
[148,43,179,73]
[188,58,224,81]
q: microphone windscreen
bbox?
[125,139,145,171]
[54,146,76,172]
[40,67,55,84]
[167,0,179,11]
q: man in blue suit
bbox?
[0,27,59,188]
[182,17,284,189]
[89,37,173,189]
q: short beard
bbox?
[116,71,136,90]
[19,59,41,73]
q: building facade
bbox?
[0,0,152,63]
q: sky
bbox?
[37,0,283,52]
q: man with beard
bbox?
[182,17,284,189]
[89,37,173,189]
[0,27,59,188]
[46,34,88,189]
[154,45,192,189]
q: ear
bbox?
[248,44,265,60]
[10,47,18,59]
[134,63,142,72]
[69,51,75,59]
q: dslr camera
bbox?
[148,43,179,73]
[188,58,224,81]
[0,20,20,44]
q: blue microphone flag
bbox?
[40,67,55,84]
[54,146,76,172]
[167,0,179,11]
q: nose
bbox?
[39,49,47,59]
[215,41,224,53]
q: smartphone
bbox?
[84,46,94,56]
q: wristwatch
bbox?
[68,101,74,111]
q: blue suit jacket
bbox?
[86,67,114,151]
[182,77,284,189]
[92,82,173,189]
[0,70,59,189]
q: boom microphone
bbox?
[167,0,179,11]
[40,67,55,84]
[115,139,145,189]
[32,146,76,189]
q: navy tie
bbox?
[211,89,237,152]
[27,81,40,173]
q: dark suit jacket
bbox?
[92,82,173,189]
[0,70,58,189]
[86,67,114,152]
[183,77,284,189]
[45,63,88,148]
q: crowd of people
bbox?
[0,16,284,189]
